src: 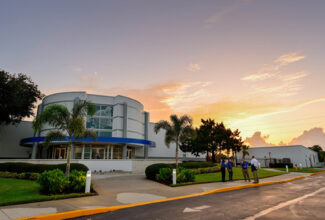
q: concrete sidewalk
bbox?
[0,172,308,220]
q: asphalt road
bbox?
[72,173,325,220]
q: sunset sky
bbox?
[1,0,324,148]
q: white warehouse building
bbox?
[1,92,204,172]
[237,145,319,168]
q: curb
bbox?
[19,171,325,220]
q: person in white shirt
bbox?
[250,156,259,183]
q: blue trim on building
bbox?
[20,136,156,147]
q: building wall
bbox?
[40,92,146,139]
[0,121,33,159]
[237,145,319,167]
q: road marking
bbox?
[183,205,211,213]
[243,187,325,220]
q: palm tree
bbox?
[33,100,97,176]
[242,144,250,160]
[154,115,193,170]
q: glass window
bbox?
[91,147,106,159]
[100,131,112,137]
[99,118,112,129]
[84,146,91,159]
[74,146,82,159]
[113,146,122,159]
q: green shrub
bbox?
[156,168,172,184]
[194,166,220,174]
[0,171,40,180]
[269,163,293,168]
[180,161,215,169]
[38,169,68,194]
[68,170,86,192]
[145,163,173,180]
[0,163,88,173]
[177,169,195,183]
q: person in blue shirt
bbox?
[227,159,233,181]
[241,159,250,182]
[221,159,226,182]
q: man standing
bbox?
[250,156,259,183]
[241,159,250,182]
[221,159,226,182]
[227,159,233,181]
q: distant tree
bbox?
[309,145,325,162]
[180,128,205,157]
[33,100,97,176]
[154,115,193,169]
[0,70,44,125]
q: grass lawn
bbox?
[273,168,324,173]
[172,167,284,186]
[0,178,95,206]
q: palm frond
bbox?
[154,120,171,133]
[179,115,193,128]
[37,104,70,131]
[164,129,176,147]
[72,100,96,119]
[44,130,66,147]
[81,130,97,141]
[68,117,86,138]
[170,114,180,133]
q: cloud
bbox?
[187,63,201,72]
[274,53,306,66]
[241,52,308,96]
[242,73,274,81]
[79,72,100,89]
[289,127,325,150]
[73,67,83,73]
[231,97,325,127]
[205,0,251,24]
[189,98,280,126]
[245,131,273,147]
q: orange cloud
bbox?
[289,127,325,149]
[245,131,273,147]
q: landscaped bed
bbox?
[273,168,324,173]
[171,167,284,186]
[0,177,96,206]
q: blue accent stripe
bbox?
[20,136,156,147]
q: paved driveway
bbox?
[73,173,325,220]
[0,172,308,219]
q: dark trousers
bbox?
[228,169,233,181]
[221,168,226,182]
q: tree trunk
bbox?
[175,141,179,170]
[211,150,216,163]
[65,140,72,176]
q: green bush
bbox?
[177,169,195,183]
[180,161,215,169]
[194,166,220,174]
[156,168,172,184]
[0,171,40,180]
[145,163,173,180]
[68,170,86,192]
[269,163,293,168]
[0,163,89,173]
[38,169,68,194]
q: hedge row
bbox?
[269,163,293,168]
[0,171,40,180]
[0,163,89,173]
[180,161,215,169]
[193,166,220,174]
[145,162,217,180]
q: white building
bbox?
[237,145,319,168]
[1,92,204,172]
